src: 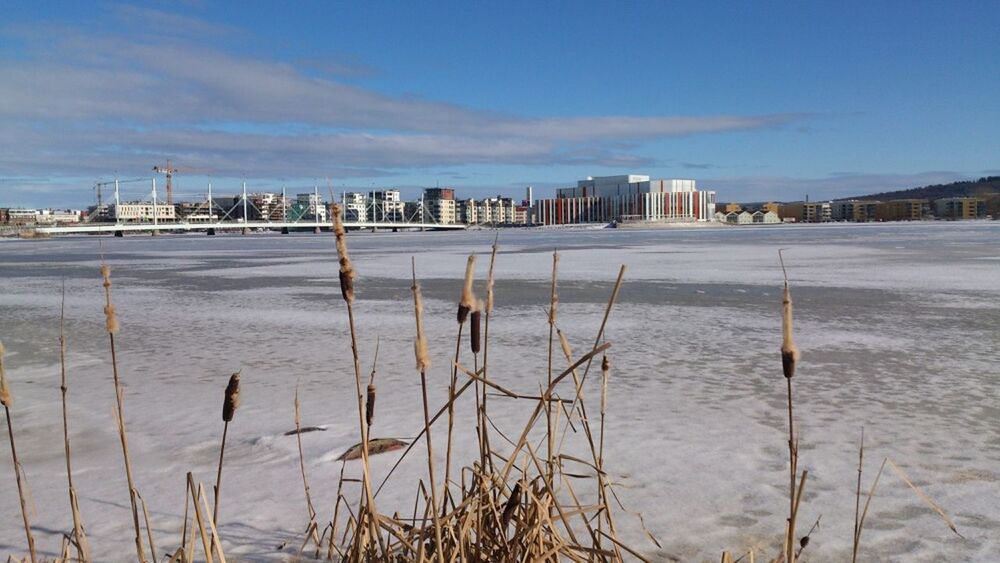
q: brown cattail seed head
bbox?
[781,283,801,378]
[470,307,482,355]
[501,481,522,529]
[103,304,119,334]
[222,371,241,422]
[100,264,112,289]
[331,204,356,303]
[366,383,376,427]
[458,254,476,323]
[0,340,12,407]
[412,281,431,371]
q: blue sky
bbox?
[1,1,998,207]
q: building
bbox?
[875,199,926,221]
[176,201,219,222]
[342,192,369,222]
[248,192,290,221]
[534,175,716,226]
[292,193,328,222]
[109,203,176,222]
[724,202,743,213]
[935,197,984,220]
[778,202,831,223]
[752,210,780,224]
[831,200,879,222]
[372,190,404,222]
[762,202,781,216]
[460,196,518,225]
[423,188,457,224]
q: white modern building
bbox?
[535,175,717,225]
[109,203,177,221]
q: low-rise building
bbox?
[724,202,743,213]
[831,200,879,222]
[296,193,328,222]
[109,203,177,221]
[935,197,984,220]
[875,199,927,221]
[753,210,781,224]
[778,202,831,223]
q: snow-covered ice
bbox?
[0,221,998,561]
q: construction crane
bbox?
[152,160,178,206]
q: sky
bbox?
[1,1,998,207]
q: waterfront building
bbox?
[295,193,328,222]
[533,175,716,225]
[935,197,984,220]
[110,202,177,221]
[875,199,927,221]
[752,210,780,224]
[424,188,457,224]
[778,201,831,223]
[460,196,519,225]
[724,202,743,213]
[831,200,879,222]
[372,190,404,222]
[763,202,781,216]
[343,192,369,222]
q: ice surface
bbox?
[0,222,998,561]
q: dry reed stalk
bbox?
[545,250,559,481]
[1,341,37,563]
[100,263,149,562]
[366,337,379,428]
[58,286,91,561]
[326,461,348,560]
[778,249,802,563]
[331,204,383,558]
[445,254,477,503]
[852,428,864,563]
[479,236,498,476]
[213,371,240,526]
[293,386,317,524]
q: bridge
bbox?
[32,220,466,235]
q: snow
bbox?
[0,221,998,561]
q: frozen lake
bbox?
[1,221,998,561]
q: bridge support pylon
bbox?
[114,230,124,237]
[281,227,289,235]
[207,228,216,236]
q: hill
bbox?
[852,176,1000,201]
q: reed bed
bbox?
[0,235,969,562]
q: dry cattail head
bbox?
[222,371,241,422]
[458,254,477,323]
[412,280,431,371]
[103,304,119,334]
[470,304,482,355]
[331,204,356,303]
[501,481,522,530]
[601,354,610,415]
[0,340,11,407]
[781,283,801,378]
[100,264,112,289]
[365,383,376,427]
[557,329,572,360]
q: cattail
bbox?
[601,354,610,416]
[470,302,482,355]
[0,340,11,407]
[781,282,800,379]
[501,481,522,530]
[365,383,376,427]
[458,254,476,323]
[101,265,120,334]
[331,204,355,303]
[412,280,431,371]
[222,372,241,422]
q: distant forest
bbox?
[853,176,1000,201]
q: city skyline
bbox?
[2,1,998,207]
